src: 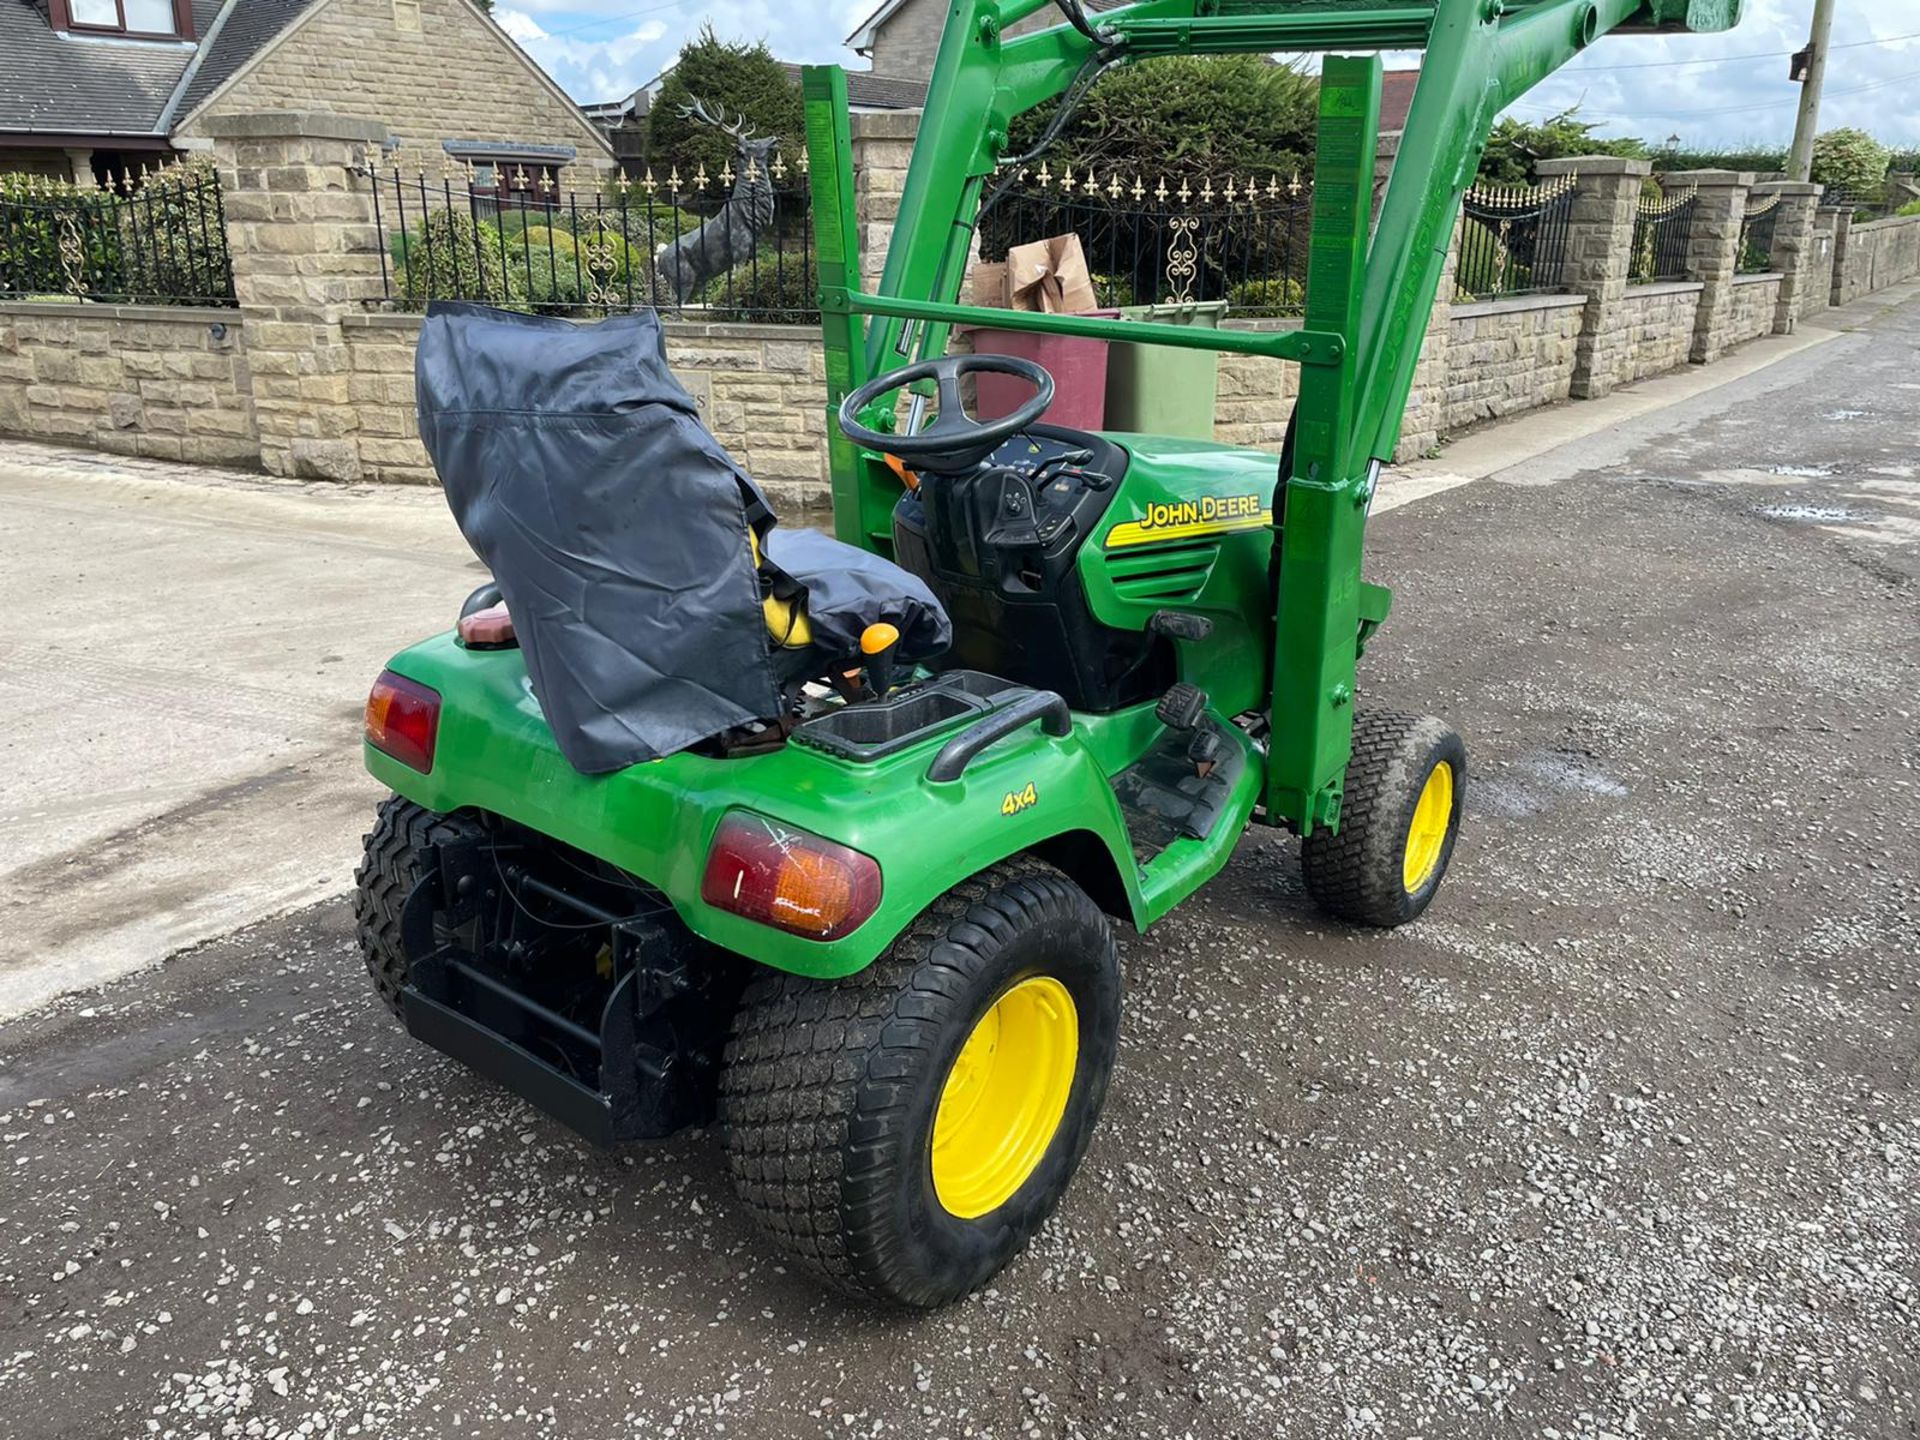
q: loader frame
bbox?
[804,0,1739,836]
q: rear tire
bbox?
[719,860,1121,1308]
[353,794,476,1019]
[1301,709,1466,928]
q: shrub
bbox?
[396,209,518,304]
[1454,217,1533,299]
[118,155,231,302]
[1478,109,1647,185]
[701,250,817,323]
[1088,272,1136,307]
[647,27,804,180]
[1224,275,1304,316]
[1895,197,1920,218]
[1811,127,1890,206]
[512,221,643,309]
[1,174,112,298]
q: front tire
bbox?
[719,860,1121,1308]
[1301,709,1466,928]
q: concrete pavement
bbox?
[0,449,477,1016]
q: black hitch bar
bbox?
[395,837,727,1145]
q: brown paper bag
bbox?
[1005,233,1098,313]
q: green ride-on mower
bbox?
[355,0,1742,1308]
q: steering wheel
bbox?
[838,353,1054,472]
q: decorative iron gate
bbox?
[975,163,1315,314]
[1737,192,1782,274]
[1454,171,1576,300]
[368,154,816,322]
[0,162,235,306]
[1630,184,1697,283]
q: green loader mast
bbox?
[803,0,1741,838]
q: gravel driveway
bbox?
[2,294,1916,1440]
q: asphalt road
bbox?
[2,292,1916,1440]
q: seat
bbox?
[754,526,951,680]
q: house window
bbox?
[66,0,181,36]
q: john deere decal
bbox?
[1104,493,1272,548]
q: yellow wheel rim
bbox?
[931,976,1079,1220]
[1403,760,1455,894]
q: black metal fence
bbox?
[0,162,235,306]
[369,157,816,323]
[1737,192,1782,274]
[1629,184,1697,283]
[1454,173,1576,301]
[976,164,1314,314]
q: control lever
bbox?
[1187,728,1222,779]
[1148,610,1214,642]
[860,622,901,699]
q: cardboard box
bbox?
[972,235,1099,313]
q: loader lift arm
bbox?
[803,0,1741,836]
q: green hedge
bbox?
[1223,275,1304,316]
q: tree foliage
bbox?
[1810,127,1890,204]
[646,27,804,182]
[1477,109,1647,184]
[1005,55,1318,184]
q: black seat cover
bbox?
[416,303,946,773]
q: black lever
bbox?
[1149,610,1214,642]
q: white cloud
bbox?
[505,0,1919,146]
[1501,0,1920,148]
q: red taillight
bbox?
[700,812,882,941]
[364,670,440,772]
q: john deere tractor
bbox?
[355,0,1742,1307]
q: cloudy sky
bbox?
[499,0,1920,150]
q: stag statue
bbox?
[654,100,780,307]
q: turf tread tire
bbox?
[353,794,475,1019]
[1301,709,1465,929]
[719,858,1119,1308]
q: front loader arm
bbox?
[804,0,1743,830]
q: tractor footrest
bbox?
[1111,716,1245,863]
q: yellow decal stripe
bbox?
[1104,509,1274,549]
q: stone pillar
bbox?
[1749,180,1823,334]
[850,110,921,295]
[205,111,389,482]
[1825,206,1854,306]
[1535,156,1648,400]
[63,148,95,186]
[1665,169,1750,365]
[1887,172,1919,212]
[1806,208,1838,320]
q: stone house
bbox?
[0,0,612,190]
[586,62,927,177]
[845,0,1123,79]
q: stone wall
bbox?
[1617,283,1702,384]
[0,302,256,464]
[1441,294,1584,433]
[175,0,613,183]
[1212,326,1300,451]
[1728,274,1782,347]
[13,130,1920,504]
[341,315,830,506]
[1834,214,1920,306]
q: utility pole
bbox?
[1787,0,1837,182]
